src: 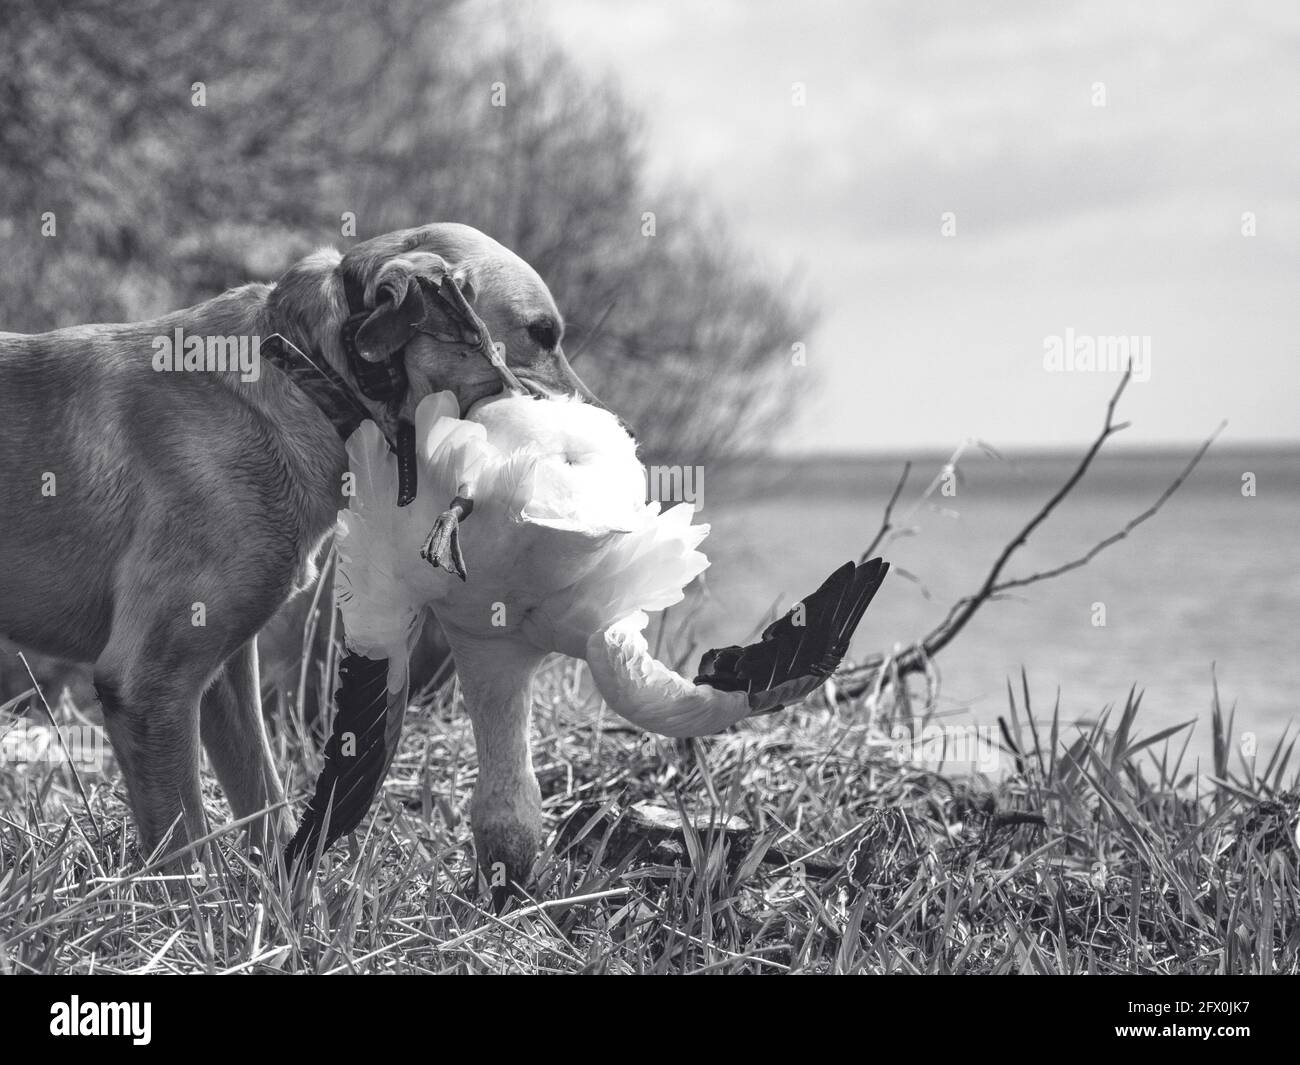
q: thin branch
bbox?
[568,293,620,365]
[922,367,1133,659]
[989,420,1225,595]
[838,367,1221,696]
[861,460,910,561]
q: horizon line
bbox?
[742,439,1300,462]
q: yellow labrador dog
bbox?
[0,223,597,865]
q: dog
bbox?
[0,223,599,866]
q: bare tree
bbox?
[839,369,1225,701]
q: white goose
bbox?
[287,392,888,887]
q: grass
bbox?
[0,651,1296,974]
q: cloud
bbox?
[540,0,1300,447]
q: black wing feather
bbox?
[284,651,406,868]
[694,557,889,714]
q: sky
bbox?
[533,0,1299,452]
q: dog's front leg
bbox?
[94,661,209,872]
[92,567,263,871]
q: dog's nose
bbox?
[557,351,610,411]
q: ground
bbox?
[0,657,1296,974]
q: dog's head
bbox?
[336,223,600,421]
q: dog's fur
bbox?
[0,223,593,867]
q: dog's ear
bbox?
[348,252,479,361]
[353,278,427,362]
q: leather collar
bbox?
[258,325,419,507]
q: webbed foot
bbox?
[420,495,475,580]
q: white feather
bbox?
[337,391,749,734]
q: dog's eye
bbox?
[526,319,559,351]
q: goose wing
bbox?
[694,557,889,715]
[284,641,412,868]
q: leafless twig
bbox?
[839,368,1222,695]
[568,294,620,365]
[986,423,1223,598]
[861,460,910,562]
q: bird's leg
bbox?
[420,485,475,580]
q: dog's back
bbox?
[0,323,151,658]
[0,285,343,665]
